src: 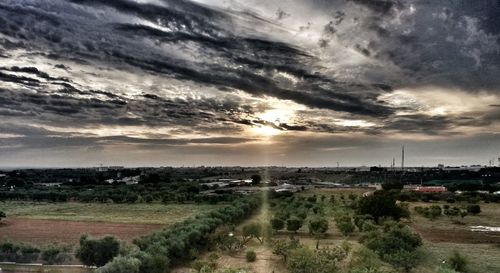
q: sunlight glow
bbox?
[258,109,294,126]
[249,108,296,137]
[250,125,282,137]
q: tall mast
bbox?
[401,145,405,170]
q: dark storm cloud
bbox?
[314,0,500,92]
[0,134,256,151]
[0,0,398,119]
[347,0,398,14]
[0,82,257,133]
[0,0,499,165]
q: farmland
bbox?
[0,202,221,225]
[170,188,500,273]
[0,202,221,244]
[1,169,500,273]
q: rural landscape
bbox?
[1,166,500,273]
[1,0,500,273]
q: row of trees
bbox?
[414,204,481,220]
[0,241,71,264]
[0,182,237,204]
[397,190,500,203]
[96,196,260,273]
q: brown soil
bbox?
[0,217,164,244]
[411,224,500,244]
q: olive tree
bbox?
[308,218,328,249]
[286,217,304,234]
[77,235,120,267]
[270,218,285,232]
[242,223,263,244]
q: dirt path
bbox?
[0,217,164,244]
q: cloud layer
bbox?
[0,0,500,167]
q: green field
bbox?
[0,201,221,224]
[194,188,500,273]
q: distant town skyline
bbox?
[1,0,500,167]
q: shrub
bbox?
[41,244,70,264]
[448,250,467,272]
[335,215,355,236]
[353,215,374,231]
[361,222,423,272]
[467,205,481,215]
[307,195,317,203]
[287,247,337,273]
[191,259,215,273]
[286,217,304,233]
[143,195,154,203]
[0,242,40,263]
[357,192,408,222]
[77,235,120,267]
[414,205,442,220]
[361,220,378,232]
[270,218,285,232]
[97,256,141,273]
[444,207,460,218]
[382,249,421,273]
[348,247,383,273]
[272,239,300,262]
[245,250,256,262]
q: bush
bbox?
[448,250,467,272]
[272,239,300,262]
[357,192,408,222]
[382,249,421,273]
[361,220,378,232]
[287,247,337,273]
[97,256,141,273]
[245,250,256,262]
[143,195,154,203]
[361,222,422,272]
[41,244,70,264]
[467,205,481,215]
[270,218,285,232]
[77,235,120,266]
[335,215,355,236]
[191,259,215,273]
[0,242,40,263]
[353,215,374,231]
[414,205,442,220]
[286,217,303,233]
[348,247,383,273]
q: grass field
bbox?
[0,201,221,224]
[0,201,221,244]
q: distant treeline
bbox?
[0,182,239,204]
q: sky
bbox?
[1,0,500,168]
